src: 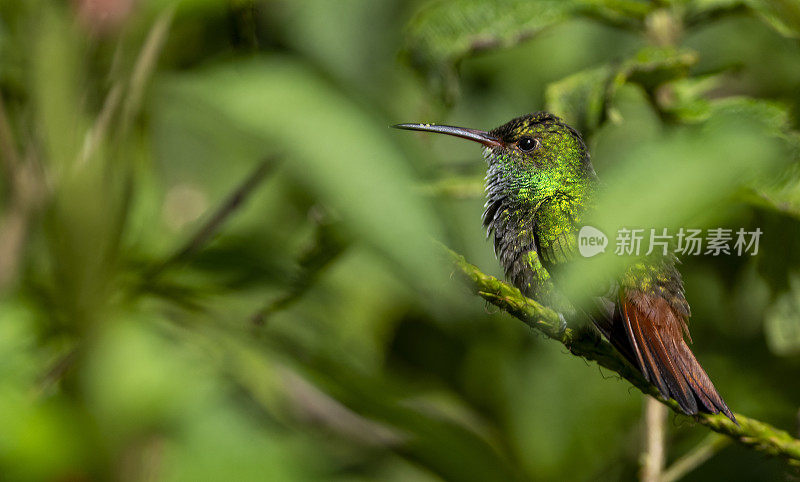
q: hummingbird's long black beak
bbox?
[392,123,503,148]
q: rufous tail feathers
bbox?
[604,290,735,423]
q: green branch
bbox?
[446,247,800,466]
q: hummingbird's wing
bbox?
[530,194,581,268]
[532,194,736,422]
[483,195,559,303]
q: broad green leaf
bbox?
[684,0,750,24]
[745,161,800,219]
[545,65,612,134]
[687,0,800,38]
[32,4,89,172]
[544,46,696,134]
[710,96,793,125]
[405,0,575,68]
[754,0,800,37]
[155,59,449,293]
[658,73,723,122]
[700,99,800,218]
[403,0,651,100]
[613,45,698,90]
[661,80,799,133]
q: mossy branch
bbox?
[446,247,800,466]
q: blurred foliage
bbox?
[1,0,800,481]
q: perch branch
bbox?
[446,247,800,466]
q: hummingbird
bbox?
[394,112,735,422]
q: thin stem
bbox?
[661,433,730,482]
[251,210,347,326]
[149,156,279,278]
[119,8,175,137]
[79,8,175,166]
[34,348,79,397]
[0,94,20,175]
[0,95,44,291]
[641,398,667,482]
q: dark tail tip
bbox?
[666,339,736,424]
[614,291,737,424]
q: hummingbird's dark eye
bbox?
[517,136,539,152]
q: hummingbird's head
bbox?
[394,112,595,203]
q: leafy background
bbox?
[0,0,799,480]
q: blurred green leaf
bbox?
[545,46,696,133]
[546,65,612,134]
[710,98,800,218]
[83,318,213,442]
[405,0,576,69]
[614,45,698,90]
[709,96,795,131]
[750,0,800,37]
[32,4,88,173]
[161,410,312,482]
[198,324,524,482]
[659,73,724,121]
[290,349,526,482]
[687,0,800,37]
[403,0,652,101]
[745,174,800,219]
[157,58,450,294]
[765,272,800,355]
